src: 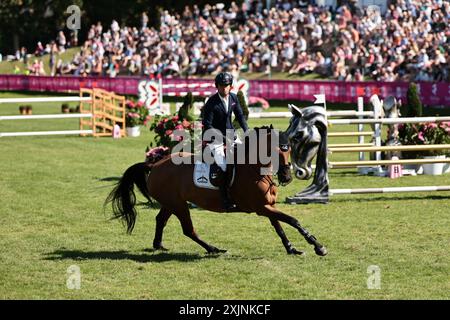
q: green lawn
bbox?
[0,48,80,76]
[1,92,450,299]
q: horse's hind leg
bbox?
[153,207,172,251]
[258,205,327,256]
[269,218,304,255]
[174,203,227,254]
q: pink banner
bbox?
[0,75,448,107]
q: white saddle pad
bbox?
[193,162,235,190]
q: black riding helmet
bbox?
[215,72,233,87]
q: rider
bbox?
[202,72,248,211]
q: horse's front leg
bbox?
[258,205,327,256]
[269,218,304,255]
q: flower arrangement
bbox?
[148,92,201,152]
[149,114,202,151]
[248,96,270,110]
[145,146,170,164]
[398,122,450,158]
[126,100,151,127]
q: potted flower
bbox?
[398,122,450,175]
[125,99,151,137]
[61,103,70,113]
[148,103,201,152]
[19,105,27,115]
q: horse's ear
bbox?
[270,124,273,129]
[313,114,328,132]
[288,104,303,117]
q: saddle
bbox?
[193,162,235,190]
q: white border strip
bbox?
[0,97,92,103]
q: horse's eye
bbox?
[308,141,320,148]
[292,131,304,142]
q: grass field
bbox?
[1,92,449,299]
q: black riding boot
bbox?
[219,167,237,212]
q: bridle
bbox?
[276,143,292,187]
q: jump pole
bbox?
[330,158,450,168]
[0,112,94,138]
[247,111,375,119]
[330,186,450,195]
[328,131,374,137]
[0,130,94,137]
[0,114,93,120]
[329,144,450,153]
[328,116,450,125]
[0,97,91,104]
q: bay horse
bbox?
[105,126,327,256]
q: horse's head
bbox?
[243,125,292,185]
[285,104,328,180]
[276,131,293,186]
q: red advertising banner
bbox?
[0,75,448,107]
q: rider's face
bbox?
[217,84,232,97]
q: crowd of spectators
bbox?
[8,0,450,82]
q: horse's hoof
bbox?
[287,248,305,255]
[314,246,328,256]
[153,245,169,251]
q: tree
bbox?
[405,83,423,117]
[178,91,195,122]
[233,90,249,129]
[0,0,83,54]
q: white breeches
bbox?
[208,141,227,172]
[207,135,243,172]
[208,136,243,172]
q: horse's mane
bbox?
[243,125,274,145]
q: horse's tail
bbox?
[105,162,152,234]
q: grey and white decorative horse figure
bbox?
[285,104,330,204]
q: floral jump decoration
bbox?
[398,122,450,158]
[147,92,202,162]
[149,114,202,151]
[125,100,151,127]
